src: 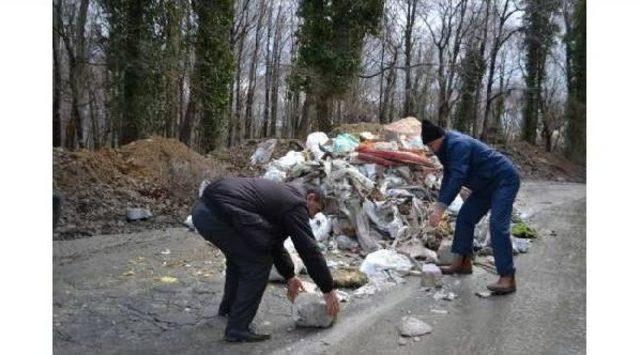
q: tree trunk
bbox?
[244,0,267,139]
[53,0,62,147]
[403,0,417,117]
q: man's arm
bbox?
[282,205,334,293]
[271,243,295,281]
[436,141,471,208]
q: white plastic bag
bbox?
[305,132,330,160]
[359,249,413,280]
[250,139,277,165]
[309,212,332,242]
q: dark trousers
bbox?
[451,169,520,276]
[191,200,272,334]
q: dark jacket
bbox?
[202,177,334,293]
[436,131,518,206]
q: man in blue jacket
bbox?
[422,120,520,294]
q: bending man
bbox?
[191,177,339,342]
[422,120,520,294]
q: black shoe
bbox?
[224,329,271,343]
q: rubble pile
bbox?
[248,117,538,300]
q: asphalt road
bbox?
[53,181,586,354]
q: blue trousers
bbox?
[451,170,520,276]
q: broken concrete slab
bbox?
[293,293,335,328]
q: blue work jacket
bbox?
[435,130,518,206]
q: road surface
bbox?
[53,181,586,354]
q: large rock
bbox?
[421,263,443,288]
[331,267,367,288]
[397,316,432,337]
[437,240,456,265]
[293,293,335,328]
[126,208,152,222]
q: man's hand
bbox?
[286,277,306,302]
[428,205,445,227]
[323,290,340,317]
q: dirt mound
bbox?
[53,137,226,239]
[207,138,304,177]
[493,141,585,183]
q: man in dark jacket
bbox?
[191,177,339,342]
[422,120,520,294]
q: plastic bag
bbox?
[310,212,332,242]
[331,133,359,155]
[305,132,330,160]
[359,249,413,280]
[250,139,277,165]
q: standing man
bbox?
[422,120,520,294]
[191,177,339,342]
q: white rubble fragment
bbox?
[293,293,335,328]
[475,291,492,298]
[335,290,350,303]
[360,249,413,281]
[433,291,457,301]
[310,212,332,242]
[397,316,432,337]
[126,208,152,221]
[421,263,443,288]
[183,215,195,230]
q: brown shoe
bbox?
[487,275,517,294]
[439,255,473,275]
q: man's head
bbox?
[304,185,326,217]
[421,120,446,153]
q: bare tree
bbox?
[244,0,267,139]
[480,0,520,140]
[402,0,418,117]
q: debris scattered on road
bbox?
[293,293,336,328]
[511,237,531,254]
[160,248,171,255]
[183,215,195,230]
[421,263,443,288]
[397,316,432,337]
[475,291,493,298]
[398,337,408,346]
[433,291,457,301]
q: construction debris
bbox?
[397,316,432,337]
[293,293,336,328]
